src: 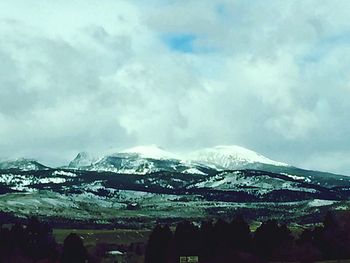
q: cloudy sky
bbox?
[0,0,350,174]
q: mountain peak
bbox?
[76,152,90,158]
[69,152,96,168]
[120,145,177,160]
[0,158,48,171]
[63,144,289,174]
[188,145,288,169]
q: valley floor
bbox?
[0,190,349,227]
[53,228,150,246]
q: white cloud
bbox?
[0,0,349,174]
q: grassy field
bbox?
[53,228,350,263]
[53,222,308,246]
[53,228,151,246]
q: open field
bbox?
[53,228,148,263]
[53,228,150,246]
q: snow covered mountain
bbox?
[0,158,49,171]
[70,145,213,175]
[1,145,350,224]
[120,145,178,159]
[187,145,288,170]
[68,145,288,175]
[68,152,97,168]
[65,145,348,189]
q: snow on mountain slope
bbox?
[192,171,316,195]
[182,168,206,175]
[0,172,67,192]
[66,145,289,174]
[0,158,49,171]
[187,145,288,170]
[87,154,212,175]
[120,145,178,159]
[70,145,211,175]
[89,155,165,174]
[68,152,97,168]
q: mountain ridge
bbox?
[1,145,350,224]
[1,145,348,180]
[0,158,49,171]
[68,144,290,175]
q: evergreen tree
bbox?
[61,233,87,263]
[145,224,173,263]
[254,219,292,260]
[229,215,251,251]
[199,220,215,261]
[174,221,200,259]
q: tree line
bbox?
[145,212,350,263]
[0,216,89,263]
[1,212,350,263]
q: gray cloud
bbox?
[0,0,349,174]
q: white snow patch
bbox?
[308,199,336,207]
[120,145,178,160]
[281,173,310,182]
[182,168,206,175]
[10,186,37,192]
[52,170,77,177]
[38,177,66,184]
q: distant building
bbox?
[105,250,126,263]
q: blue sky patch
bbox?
[162,33,196,53]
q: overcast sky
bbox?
[0,0,349,174]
